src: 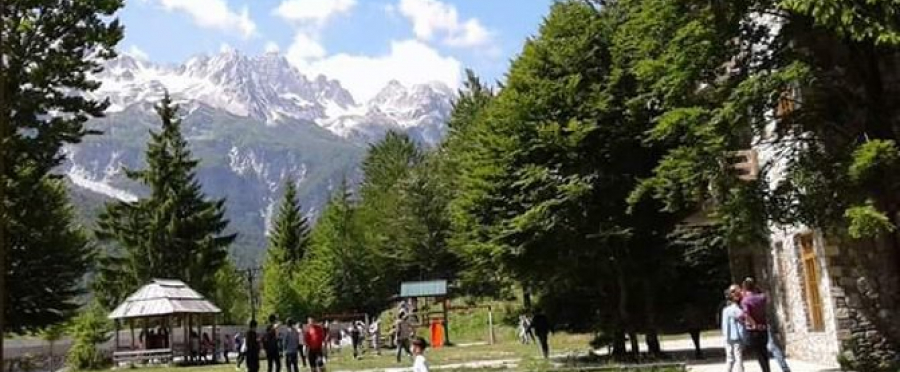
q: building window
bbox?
[798,234,825,331]
[776,85,800,119]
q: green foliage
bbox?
[94,94,236,306]
[629,0,900,246]
[212,259,251,325]
[845,202,896,239]
[66,303,113,370]
[1,0,124,334]
[396,153,458,280]
[780,0,900,46]
[849,140,900,183]
[295,181,366,315]
[262,180,311,319]
[5,176,93,333]
[271,181,311,264]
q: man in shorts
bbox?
[304,317,328,372]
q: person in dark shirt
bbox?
[265,314,282,372]
[741,278,771,372]
[528,310,551,359]
[246,320,262,372]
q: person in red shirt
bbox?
[304,317,327,372]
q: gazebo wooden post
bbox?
[130,319,136,349]
[184,314,190,362]
[115,319,120,350]
[212,314,218,363]
[164,316,170,348]
[442,297,450,345]
[197,314,203,359]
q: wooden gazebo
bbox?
[108,279,222,365]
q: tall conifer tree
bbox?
[261,180,310,317]
[0,4,123,363]
[95,93,236,306]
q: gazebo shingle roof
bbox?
[108,279,221,320]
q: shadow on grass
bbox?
[550,346,726,369]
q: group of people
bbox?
[721,278,791,372]
[235,315,329,372]
[137,326,170,350]
[188,331,219,363]
[233,314,431,372]
[517,312,552,358]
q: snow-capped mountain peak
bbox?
[90,50,454,144]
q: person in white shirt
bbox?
[369,319,381,355]
[410,337,429,372]
[721,284,746,372]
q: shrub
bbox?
[66,303,113,370]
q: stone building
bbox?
[728,114,900,366]
[732,223,900,367]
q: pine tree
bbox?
[297,180,375,314]
[355,132,423,303]
[270,181,311,264]
[261,180,310,318]
[0,3,123,358]
[5,176,92,332]
[95,94,236,305]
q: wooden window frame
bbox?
[798,234,825,332]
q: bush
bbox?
[66,303,113,370]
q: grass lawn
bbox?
[104,333,593,372]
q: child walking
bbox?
[722,285,746,372]
[411,337,429,372]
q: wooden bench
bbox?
[113,348,173,365]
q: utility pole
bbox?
[242,267,261,322]
[246,268,256,322]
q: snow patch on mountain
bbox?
[67,165,138,203]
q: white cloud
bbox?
[274,0,356,24]
[125,45,149,60]
[397,0,492,48]
[286,32,326,61]
[155,0,256,38]
[265,41,281,54]
[288,39,461,101]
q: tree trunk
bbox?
[612,331,627,358]
[0,0,9,365]
[645,331,662,356]
[522,285,532,310]
[628,331,640,360]
[615,261,634,360]
[642,279,664,357]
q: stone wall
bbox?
[826,235,900,371]
[766,228,840,365]
[738,227,900,369]
[751,228,841,365]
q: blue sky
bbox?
[118,0,555,101]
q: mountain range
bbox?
[63,50,456,265]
